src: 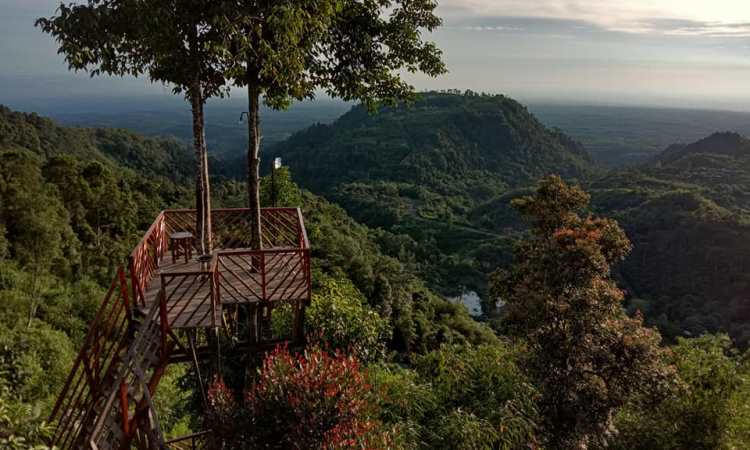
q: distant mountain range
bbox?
[656,131,750,165]
[530,104,750,167]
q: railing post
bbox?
[260,253,267,302]
[118,267,132,324]
[211,267,219,329]
[304,250,312,300]
[119,381,130,435]
[128,255,139,308]
[159,283,168,360]
[159,213,166,261]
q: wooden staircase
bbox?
[49,268,173,450]
[88,303,171,449]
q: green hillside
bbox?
[267,94,750,345]
[1,105,195,182]
[276,92,593,194]
[476,132,750,345]
[271,92,595,296]
[2,104,750,449]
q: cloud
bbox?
[437,0,750,36]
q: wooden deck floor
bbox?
[140,249,308,329]
[141,256,214,329]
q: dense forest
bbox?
[2,97,750,449]
[270,93,750,347]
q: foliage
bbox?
[491,176,674,449]
[259,166,302,208]
[270,94,750,347]
[301,192,498,355]
[303,274,391,363]
[154,364,196,439]
[0,150,76,278]
[370,343,539,449]
[0,105,194,183]
[205,344,391,449]
[37,0,236,253]
[577,131,750,346]
[414,344,539,449]
[612,334,750,450]
[0,325,75,409]
[5,93,750,450]
[218,171,497,356]
[277,92,592,195]
[0,106,193,440]
[219,0,445,111]
[0,381,53,450]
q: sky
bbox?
[2,0,750,111]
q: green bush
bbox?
[612,334,750,450]
[272,274,392,362]
[370,343,539,450]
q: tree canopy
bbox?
[37,0,234,254]
[491,175,674,449]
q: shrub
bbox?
[206,343,392,449]
[272,274,391,362]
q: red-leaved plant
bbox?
[206,343,390,449]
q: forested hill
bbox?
[273,92,595,194]
[477,132,750,345]
[0,105,194,182]
[655,131,750,166]
[268,92,750,345]
[266,92,597,297]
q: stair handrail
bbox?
[165,430,212,450]
[88,294,165,447]
[48,267,132,449]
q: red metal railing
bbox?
[130,208,310,308]
[129,212,167,307]
[157,258,220,356]
[48,268,132,449]
[166,430,212,450]
[159,207,306,250]
[216,248,310,304]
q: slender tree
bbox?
[215,0,446,249]
[37,0,229,255]
[490,176,674,449]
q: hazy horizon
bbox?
[2,0,750,112]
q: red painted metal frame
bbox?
[129,208,310,308]
[165,430,212,450]
[129,212,167,307]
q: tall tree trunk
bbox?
[247,81,262,250]
[190,84,212,255]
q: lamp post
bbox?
[271,157,282,207]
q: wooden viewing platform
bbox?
[130,207,311,331]
[48,207,312,450]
